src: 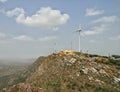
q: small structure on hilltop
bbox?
[59,50,74,56]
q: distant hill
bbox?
[0,58,35,76]
[0,58,35,65]
[1,50,120,92]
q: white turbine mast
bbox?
[76,26,82,52]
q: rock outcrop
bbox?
[2,83,44,92]
[2,50,120,92]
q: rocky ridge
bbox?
[2,50,120,92]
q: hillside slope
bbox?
[0,57,45,90]
[2,50,120,92]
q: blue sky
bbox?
[0,0,120,58]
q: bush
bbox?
[110,59,120,66]
[67,82,76,90]
[89,54,99,57]
[48,81,60,87]
[112,55,120,59]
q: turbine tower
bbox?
[76,26,82,52]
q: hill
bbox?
[1,50,120,92]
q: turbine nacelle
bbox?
[76,29,82,33]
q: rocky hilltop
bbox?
[2,50,120,92]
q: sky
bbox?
[0,0,120,59]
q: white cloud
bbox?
[6,8,25,17]
[13,35,33,41]
[93,16,118,23]
[85,8,104,16]
[83,16,119,36]
[82,24,107,36]
[38,36,58,42]
[3,7,69,28]
[0,0,7,3]
[109,35,120,40]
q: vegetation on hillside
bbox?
[1,50,120,92]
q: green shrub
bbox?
[89,54,99,57]
[48,81,60,87]
[112,55,120,59]
[67,82,76,90]
[110,59,120,66]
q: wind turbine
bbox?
[76,26,82,52]
[54,42,57,53]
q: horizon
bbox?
[0,0,120,59]
[0,49,119,60]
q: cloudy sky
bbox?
[0,0,120,58]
